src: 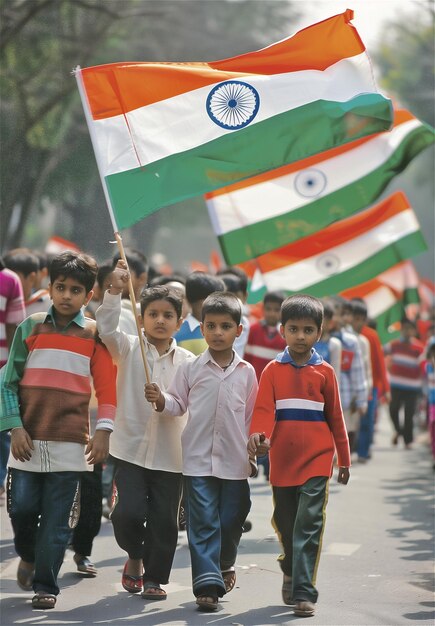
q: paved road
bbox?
[1,406,434,626]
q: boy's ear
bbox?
[279,324,285,338]
[200,321,205,337]
[175,317,183,332]
[236,323,243,338]
[84,290,94,306]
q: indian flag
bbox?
[239,191,427,297]
[76,9,392,231]
[341,261,421,344]
[206,108,434,265]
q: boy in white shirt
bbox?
[96,260,194,601]
[145,292,258,612]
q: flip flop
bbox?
[32,593,56,609]
[121,562,143,593]
[17,560,35,591]
[73,554,97,577]
[196,595,218,611]
[141,581,167,600]
[222,567,236,593]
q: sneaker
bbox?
[294,600,315,617]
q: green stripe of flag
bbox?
[106,93,392,230]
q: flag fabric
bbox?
[238,191,427,298]
[340,261,421,344]
[76,9,392,230]
[206,108,434,265]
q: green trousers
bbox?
[272,476,329,603]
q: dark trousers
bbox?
[111,459,182,584]
[389,387,420,444]
[8,468,80,595]
[71,465,102,557]
[272,476,329,604]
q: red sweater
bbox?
[250,349,350,487]
[244,321,287,381]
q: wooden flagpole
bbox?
[74,66,154,395]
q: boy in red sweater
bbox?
[248,294,350,618]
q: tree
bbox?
[0,0,300,259]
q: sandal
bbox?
[196,595,218,611]
[32,593,56,609]
[282,576,295,605]
[222,567,236,593]
[73,554,97,577]
[121,562,143,593]
[17,560,35,591]
[141,581,167,600]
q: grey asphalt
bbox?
[0,406,434,626]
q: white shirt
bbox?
[162,349,258,479]
[96,291,194,472]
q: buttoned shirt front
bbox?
[162,349,258,479]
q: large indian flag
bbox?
[76,9,392,230]
[239,191,427,297]
[341,261,420,344]
[206,108,434,265]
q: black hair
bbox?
[281,294,324,330]
[218,273,242,295]
[185,272,225,305]
[3,248,39,277]
[140,285,183,318]
[401,316,417,329]
[264,290,286,306]
[350,298,368,318]
[321,299,335,321]
[217,266,248,294]
[112,248,148,277]
[150,273,186,287]
[96,261,113,290]
[33,250,48,271]
[50,251,98,293]
[201,291,242,325]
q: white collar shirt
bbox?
[162,348,258,479]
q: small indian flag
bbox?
[76,9,392,231]
[341,261,421,344]
[206,108,434,265]
[239,191,427,297]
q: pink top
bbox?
[0,268,26,367]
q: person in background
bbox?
[314,299,342,379]
[97,261,194,601]
[384,317,424,449]
[0,258,26,500]
[174,272,225,355]
[111,248,148,334]
[421,337,435,469]
[25,250,51,315]
[217,267,250,357]
[248,295,350,619]
[0,251,116,609]
[145,292,258,612]
[3,248,46,315]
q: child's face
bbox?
[49,276,93,323]
[142,299,181,344]
[201,312,242,353]
[280,317,321,364]
[352,314,366,334]
[264,301,281,327]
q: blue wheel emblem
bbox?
[294,169,327,198]
[207,80,260,130]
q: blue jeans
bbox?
[8,469,80,595]
[183,476,251,597]
[357,388,378,459]
[0,431,11,487]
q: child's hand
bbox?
[337,466,350,485]
[108,260,130,295]
[247,433,270,457]
[144,383,165,411]
[85,430,110,465]
[10,427,34,462]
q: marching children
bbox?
[96,260,194,600]
[0,251,116,609]
[248,294,350,618]
[145,291,258,612]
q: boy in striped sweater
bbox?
[0,252,117,610]
[248,295,350,618]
